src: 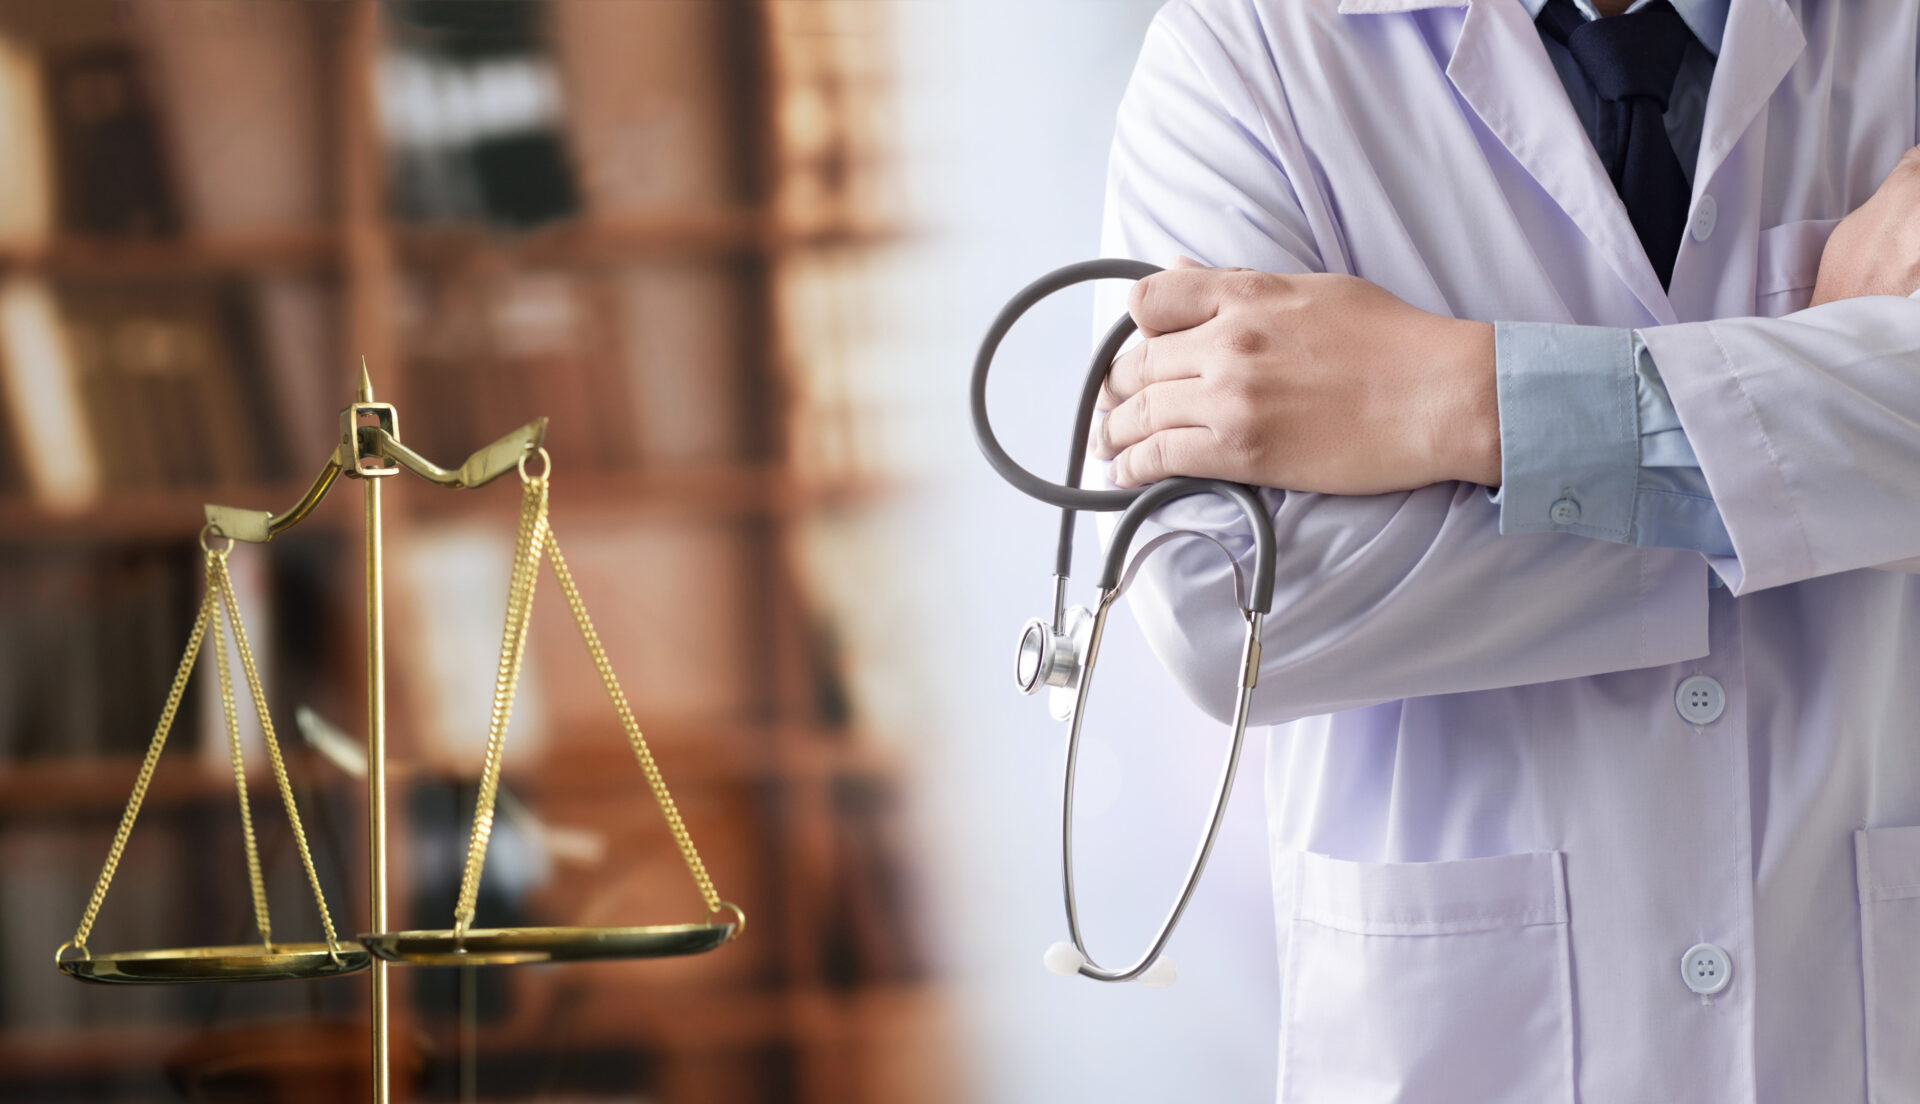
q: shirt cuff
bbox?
[1491,321,1640,541]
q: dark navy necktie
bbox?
[1536,0,1698,287]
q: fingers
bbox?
[1093,378,1210,461]
[1098,325,1209,411]
[1109,427,1227,489]
[1127,267,1234,335]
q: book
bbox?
[0,32,53,249]
[0,541,202,763]
[527,517,748,738]
[392,522,550,768]
[550,0,736,217]
[823,774,926,988]
[381,0,579,230]
[55,276,279,490]
[401,269,629,474]
[0,823,86,1028]
[614,261,744,467]
[764,1,899,235]
[0,275,101,510]
[41,40,179,237]
[251,275,342,469]
[129,0,331,233]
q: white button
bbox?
[1549,497,1581,525]
[1675,675,1725,725]
[1691,195,1717,241]
[1681,943,1732,996]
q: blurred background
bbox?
[0,1,1278,1101]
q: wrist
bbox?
[1433,319,1500,486]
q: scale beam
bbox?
[202,418,549,544]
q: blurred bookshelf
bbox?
[0,2,947,1103]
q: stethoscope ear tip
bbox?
[1043,941,1088,977]
[1041,942,1179,987]
[1138,956,1177,988]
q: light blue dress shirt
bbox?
[1496,0,1735,557]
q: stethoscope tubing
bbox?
[971,257,1281,984]
[1063,597,1264,981]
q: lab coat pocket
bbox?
[1279,850,1572,1104]
[1855,826,1920,1099]
[1754,218,1841,317]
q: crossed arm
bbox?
[1093,147,1920,499]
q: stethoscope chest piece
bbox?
[1014,604,1095,722]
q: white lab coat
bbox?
[1096,0,1920,1100]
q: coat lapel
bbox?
[1440,0,1679,323]
[1688,0,1804,207]
[1346,0,1804,328]
[1667,0,1803,318]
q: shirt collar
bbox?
[1513,0,1727,55]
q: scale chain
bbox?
[211,553,344,956]
[209,551,274,948]
[67,580,217,955]
[548,534,722,914]
[454,455,726,933]
[454,467,549,933]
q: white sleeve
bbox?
[1639,292,1920,594]
[1099,1,1709,725]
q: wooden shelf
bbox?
[0,984,946,1082]
[0,212,902,282]
[0,479,347,545]
[391,212,902,271]
[0,1024,204,1081]
[0,230,341,278]
[0,465,896,545]
[404,463,896,522]
[500,725,904,791]
[0,727,897,817]
[0,750,357,816]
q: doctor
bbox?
[1088,0,1920,1100]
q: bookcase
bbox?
[0,2,949,1101]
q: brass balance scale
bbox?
[51,368,743,1099]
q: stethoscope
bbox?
[971,259,1277,986]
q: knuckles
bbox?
[1124,386,1153,437]
[1219,269,1270,303]
[1215,319,1269,356]
[1118,436,1164,485]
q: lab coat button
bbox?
[1549,497,1581,525]
[1691,196,1717,242]
[1675,675,1725,725]
[1681,943,1732,996]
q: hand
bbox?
[1093,260,1499,493]
[1811,145,1920,306]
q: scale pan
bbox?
[59,943,372,985]
[360,922,735,966]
